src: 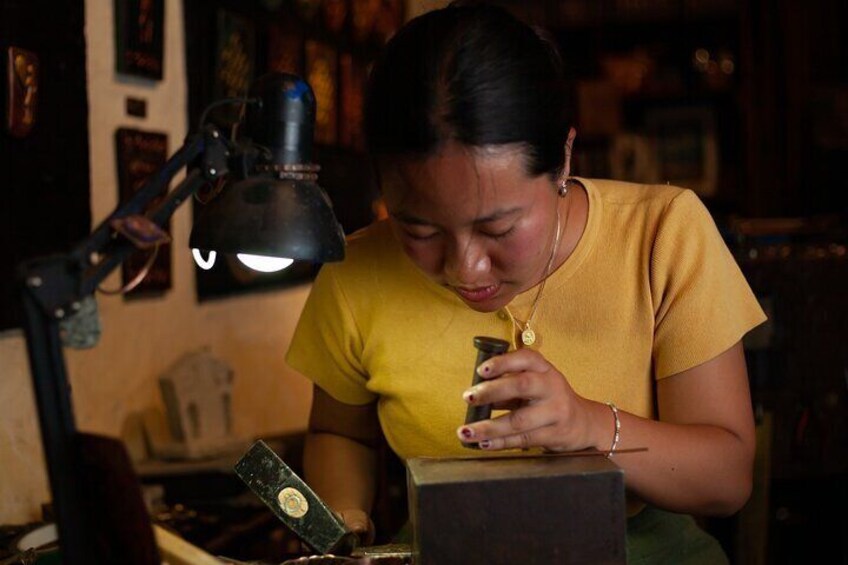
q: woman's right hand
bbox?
[338,508,376,547]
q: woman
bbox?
[286,3,765,562]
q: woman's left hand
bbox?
[456,348,602,452]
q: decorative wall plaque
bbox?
[6,47,39,137]
[305,39,337,145]
[115,127,171,296]
[268,20,303,75]
[212,9,256,127]
[115,0,165,80]
[339,52,366,150]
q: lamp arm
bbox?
[15,125,229,564]
[21,126,229,316]
[78,168,209,297]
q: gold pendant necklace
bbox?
[506,193,568,347]
[521,327,537,346]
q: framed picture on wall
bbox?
[339,52,366,150]
[212,9,256,128]
[305,39,338,145]
[115,0,165,79]
[321,0,349,35]
[351,0,380,43]
[114,127,172,297]
[268,19,304,75]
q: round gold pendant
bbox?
[521,328,536,346]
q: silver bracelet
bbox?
[606,402,621,458]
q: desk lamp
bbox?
[16,72,345,563]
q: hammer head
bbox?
[235,440,358,555]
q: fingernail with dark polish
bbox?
[460,427,474,439]
[480,439,491,449]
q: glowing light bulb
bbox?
[192,249,217,270]
[236,253,294,273]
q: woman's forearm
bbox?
[580,343,756,516]
[584,400,754,516]
[303,431,378,514]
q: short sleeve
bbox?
[285,264,377,405]
[650,190,766,379]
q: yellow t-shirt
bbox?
[286,178,766,461]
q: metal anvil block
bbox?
[407,455,626,565]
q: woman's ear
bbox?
[562,127,577,178]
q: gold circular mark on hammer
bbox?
[278,487,309,518]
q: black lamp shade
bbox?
[189,176,346,263]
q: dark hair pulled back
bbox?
[364,2,569,179]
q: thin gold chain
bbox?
[505,191,570,344]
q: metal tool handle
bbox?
[462,336,510,448]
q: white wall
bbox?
[0,0,314,524]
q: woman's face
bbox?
[381,140,560,313]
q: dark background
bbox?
[0,0,91,331]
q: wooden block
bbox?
[407,455,626,565]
